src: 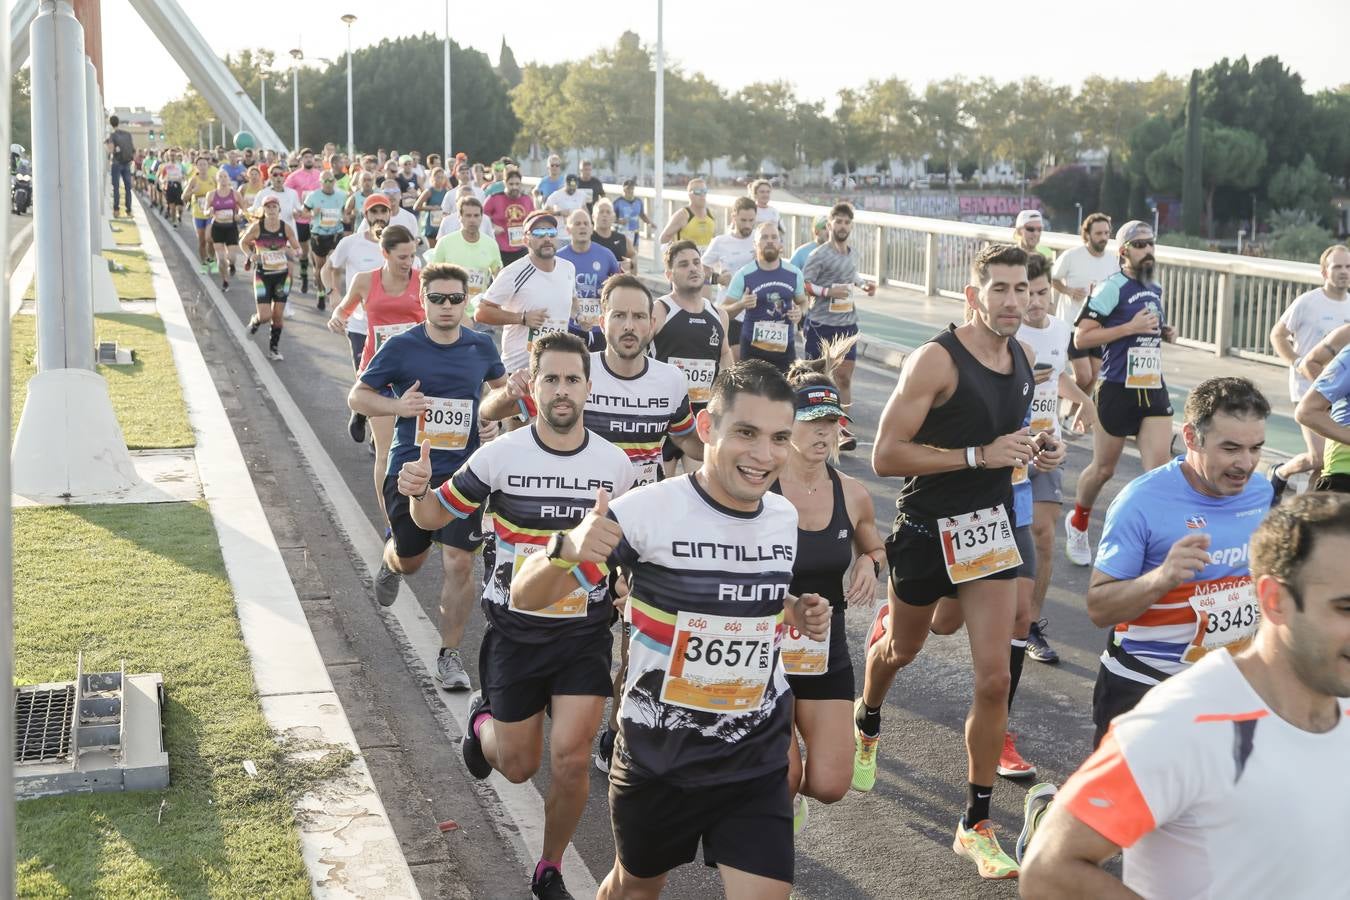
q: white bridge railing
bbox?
[526,178,1324,363]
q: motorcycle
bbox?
[11,144,31,215]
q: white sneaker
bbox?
[1064,510,1092,566]
[283,303,296,319]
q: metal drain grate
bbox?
[15,684,75,763]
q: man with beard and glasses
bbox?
[399,331,633,900]
[511,360,832,900]
[802,202,876,451]
[701,196,759,354]
[1064,221,1177,567]
[350,264,511,691]
[1053,214,1119,428]
[723,221,807,375]
[484,168,536,266]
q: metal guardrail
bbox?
[524,177,1325,363]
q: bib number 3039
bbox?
[939,506,1022,585]
[415,397,474,451]
[661,611,776,713]
[1125,345,1163,389]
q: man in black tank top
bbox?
[853,244,1065,880]
[653,241,734,476]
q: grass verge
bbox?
[15,502,345,899]
[11,313,195,449]
[108,218,142,247]
[21,250,153,303]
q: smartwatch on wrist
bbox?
[545,532,567,561]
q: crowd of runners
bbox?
[127,135,1350,899]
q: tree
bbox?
[914,79,969,187]
[1181,71,1203,236]
[560,32,653,166]
[160,90,213,146]
[1097,152,1129,223]
[665,70,728,174]
[496,39,521,89]
[12,67,32,150]
[1147,122,1266,236]
[1076,74,1183,157]
[1033,167,1099,227]
[1267,153,1334,223]
[511,63,570,158]
[853,78,920,166]
[1267,210,1335,263]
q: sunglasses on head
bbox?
[1129,239,1155,249]
[426,291,468,305]
[529,227,558,238]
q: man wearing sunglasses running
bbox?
[1064,221,1178,567]
[348,262,513,690]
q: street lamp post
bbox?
[1151,205,1160,236]
[1074,202,1083,231]
[342,15,356,159]
[442,1,451,161]
[259,71,268,122]
[289,48,303,152]
[653,0,664,266]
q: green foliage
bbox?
[1097,152,1130,223]
[496,39,522,89]
[1147,121,1266,235]
[1156,233,1213,251]
[12,67,31,150]
[1266,209,1337,263]
[1267,154,1334,223]
[1181,71,1203,236]
[1034,167,1100,225]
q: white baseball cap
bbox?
[1014,210,1043,228]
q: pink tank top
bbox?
[359,267,424,372]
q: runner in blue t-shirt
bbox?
[790,216,827,272]
[1065,220,1179,568]
[557,208,621,353]
[614,179,652,249]
[303,171,348,310]
[348,262,511,692]
[724,221,807,373]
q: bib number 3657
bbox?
[661,611,775,713]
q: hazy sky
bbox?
[93,0,1345,112]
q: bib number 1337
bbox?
[939,506,1022,584]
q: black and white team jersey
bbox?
[436,424,633,643]
[574,473,800,787]
[584,353,695,487]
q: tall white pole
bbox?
[260,74,267,121]
[344,17,355,159]
[291,67,299,151]
[652,0,664,267]
[442,0,451,161]
[0,0,13,890]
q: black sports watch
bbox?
[545,532,567,561]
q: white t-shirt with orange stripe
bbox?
[1059,650,1350,898]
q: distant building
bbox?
[110,106,165,149]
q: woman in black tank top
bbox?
[772,346,885,831]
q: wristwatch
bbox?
[545,532,567,561]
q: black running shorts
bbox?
[884,506,1018,607]
[382,473,485,560]
[1095,380,1172,439]
[785,606,854,701]
[477,624,612,723]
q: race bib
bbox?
[429,210,444,227]
[415,397,474,451]
[578,298,602,323]
[633,459,659,487]
[660,611,776,713]
[508,226,525,247]
[751,319,790,354]
[466,268,490,295]
[780,622,829,676]
[212,208,234,224]
[1183,577,1259,663]
[1125,345,1162,390]
[508,544,588,618]
[1011,464,1029,486]
[828,286,854,315]
[1029,379,1059,435]
[527,319,569,351]
[938,506,1022,585]
[261,249,288,272]
[319,207,341,228]
[400,195,416,209]
[372,321,417,355]
[670,356,717,404]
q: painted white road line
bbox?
[137,201,421,899]
[153,214,602,899]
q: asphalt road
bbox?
[152,209,1147,898]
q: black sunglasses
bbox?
[426,291,468,305]
[1128,239,1155,249]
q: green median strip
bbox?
[15,502,332,899]
[11,312,195,450]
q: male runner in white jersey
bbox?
[1020,491,1350,898]
[856,243,1064,880]
[1080,377,1272,749]
[701,197,759,357]
[398,331,633,900]
[654,240,734,478]
[1064,221,1177,566]
[513,360,832,900]
[1268,244,1350,499]
[1052,213,1118,421]
[1017,253,1096,664]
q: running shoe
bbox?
[1016,782,1058,864]
[247,314,261,335]
[462,691,493,779]
[435,648,471,691]
[300,273,309,294]
[997,731,1036,779]
[229,261,236,276]
[268,348,284,362]
[373,555,401,607]
[531,867,574,900]
[953,818,1019,880]
[283,304,296,319]
[593,727,616,774]
[1026,619,1059,665]
[867,604,889,651]
[209,259,218,275]
[839,427,858,452]
[317,290,327,312]
[851,699,880,793]
[221,279,229,290]
[243,256,252,272]
[793,794,809,835]
[200,260,210,275]
[348,411,367,443]
[1064,510,1092,566]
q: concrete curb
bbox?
[134,199,421,899]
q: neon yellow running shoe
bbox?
[851,700,881,792]
[953,818,1020,880]
[792,793,809,835]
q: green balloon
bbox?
[233,131,256,150]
